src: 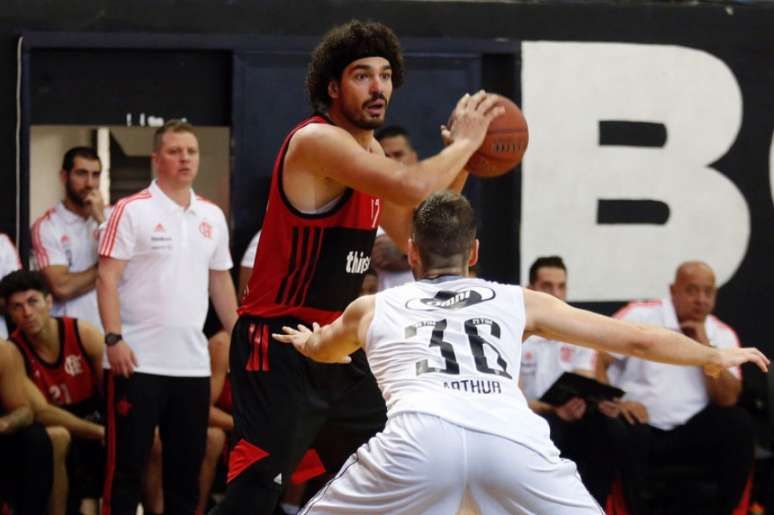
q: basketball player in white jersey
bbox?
[275,191,769,515]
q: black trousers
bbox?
[214,315,387,515]
[621,404,755,515]
[103,372,210,515]
[543,407,629,506]
[0,421,53,515]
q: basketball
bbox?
[466,94,528,178]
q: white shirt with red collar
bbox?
[520,336,596,401]
[98,180,232,377]
[0,233,21,338]
[374,226,414,291]
[609,297,741,430]
[31,202,110,330]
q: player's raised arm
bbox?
[289,90,502,208]
[523,289,769,376]
[274,295,376,364]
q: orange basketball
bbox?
[466,94,528,178]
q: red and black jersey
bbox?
[11,317,101,419]
[239,114,381,325]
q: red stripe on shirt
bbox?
[30,208,55,268]
[99,190,151,256]
[261,323,270,371]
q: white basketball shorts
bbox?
[300,412,604,514]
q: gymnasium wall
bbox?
[1,1,773,394]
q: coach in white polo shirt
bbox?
[599,261,755,515]
[31,147,109,330]
[97,120,238,515]
[520,256,627,507]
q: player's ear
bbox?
[407,238,421,269]
[328,80,340,100]
[468,239,480,267]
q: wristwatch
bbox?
[105,333,123,347]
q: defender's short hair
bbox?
[412,191,476,270]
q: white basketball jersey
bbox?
[366,275,557,459]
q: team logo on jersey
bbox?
[154,223,166,233]
[199,221,213,239]
[117,398,133,417]
[405,286,496,311]
[60,234,73,266]
[63,355,84,377]
[345,250,371,274]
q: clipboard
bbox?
[539,372,625,406]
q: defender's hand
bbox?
[274,323,352,365]
[704,346,768,378]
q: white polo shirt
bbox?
[31,201,109,330]
[98,180,233,377]
[374,227,414,291]
[609,297,741,430]
[520,335,597,401]
[240,230,261,268]
[0,233,21,338]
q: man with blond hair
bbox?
[98,120,238,515]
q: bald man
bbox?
[597,261,755,515]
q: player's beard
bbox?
[65,180,87,208]
[344,93,388,130]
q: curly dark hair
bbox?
[306,20,405,112]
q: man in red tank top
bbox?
[1,270,105,510]
[216,20,503,514]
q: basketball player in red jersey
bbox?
[215,20,503,514]
[1,270,105,511]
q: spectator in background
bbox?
[359,268,378,296]
[597,261,755,515]
[0,340,55,515]
[521,256,627,506]
[0,233,21,338]
[97,120,238,515]
[371,126,417,291]
[1,270,105,513]
[31,147,109,330]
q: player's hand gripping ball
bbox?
[466,94,528,178]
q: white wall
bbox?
[29,125,231,222]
